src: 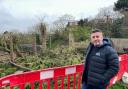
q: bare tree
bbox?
[93,6,124,37]
[95,6,123,20]
[35,19,47,52]
[53,14,75,31]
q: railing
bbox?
[0,54,128,89]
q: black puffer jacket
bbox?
[82,38,119,87]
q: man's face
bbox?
[91,32,103,46]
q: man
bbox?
[82,29,119,89]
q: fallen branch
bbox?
[9,61,32,71]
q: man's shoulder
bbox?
[104,45,113,49]
[104,45,117,54]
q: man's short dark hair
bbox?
[91,28,102,33]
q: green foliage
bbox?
[10,47,83,70]
[67,26,91,42]
[94,18,124,38]
[78,19,88,26]
[75,26,91,41]
[78,19,85,26]
[111,18,123,38]
[114,0,128,11]
[47,25,91,49]
[4,68,17,75]
[18,33,35,44]
[110,81,128,89]
[47,30,68,48]
[94,21,112,37]
[39,47,83,67]
[0,63,17,77]
[35,33,40,45]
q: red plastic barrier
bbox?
[0,54,128,89]
[0,64,84,89]
[108,54,128,88]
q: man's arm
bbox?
[103,47,119,83]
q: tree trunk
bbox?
[69,28,74,47]
[40,23,47,52]
[10,34,15,61]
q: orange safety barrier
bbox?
[0,54,128,89]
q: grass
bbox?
[110,81,128,89]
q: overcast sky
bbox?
[0,0,118,32]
